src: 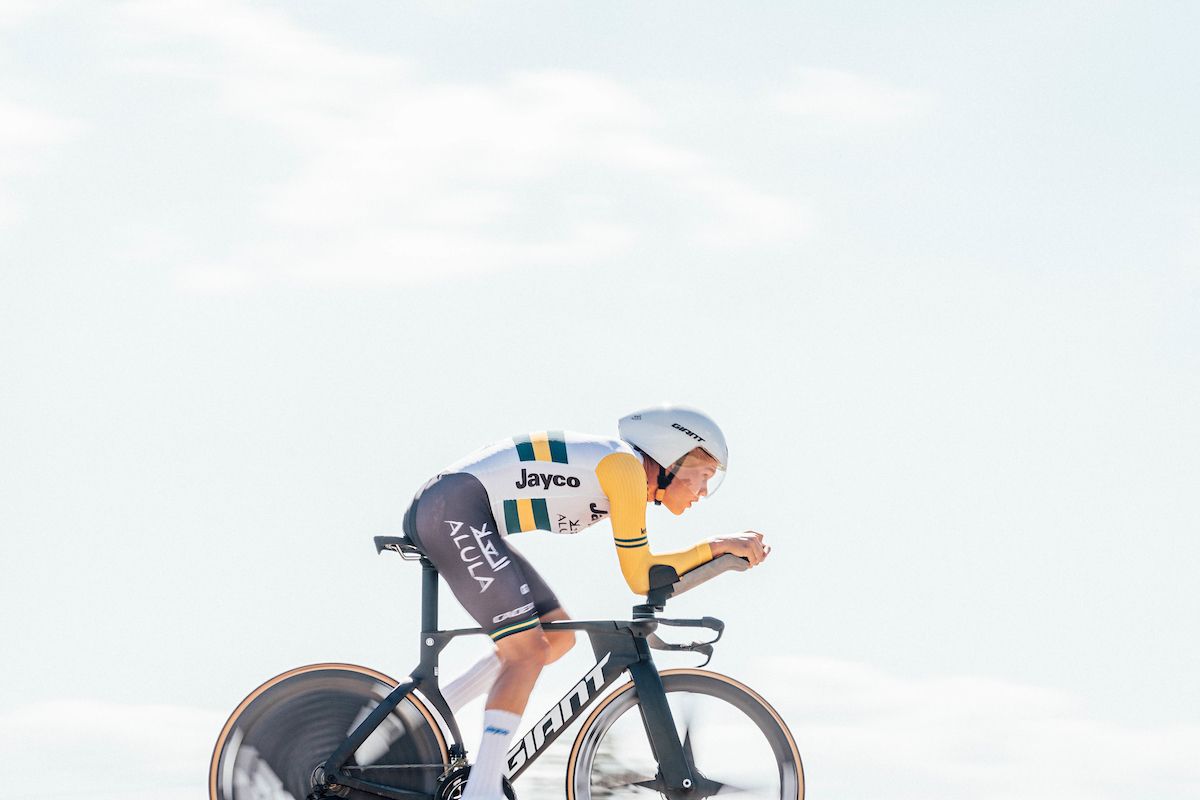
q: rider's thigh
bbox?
[411,473,542,641]
[503,538,563,616]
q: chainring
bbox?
[435,766,516,800]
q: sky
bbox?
[2,1,1198,798]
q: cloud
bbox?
[773,68,934,128]
[0,96,79,226]
[0,4,80,226]
[113,0,808,291]
[759,656,1200,800]
[0,1,49,28]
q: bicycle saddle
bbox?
[373,535,423,558]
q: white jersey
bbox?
[442,430,638,536]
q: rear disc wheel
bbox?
[209,664,448,800]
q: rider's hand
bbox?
[709,531,770,566]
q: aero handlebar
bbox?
[669,554,750,598]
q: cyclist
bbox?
[401,404,769,800]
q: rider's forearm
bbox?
[616,541,713,594]
[596,452,714,594]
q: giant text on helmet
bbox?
[671,422,706,442]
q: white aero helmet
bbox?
[618,404,728,500]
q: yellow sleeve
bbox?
[595,451,713,595]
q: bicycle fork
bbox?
[627,637,697,796]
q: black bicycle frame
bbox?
[321,556,717,800]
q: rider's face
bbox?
[661,450,719,516]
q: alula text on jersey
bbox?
[514,468,582,490]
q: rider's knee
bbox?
[496,629,550,668]
[543,629,576,664]
[538,608,575,664]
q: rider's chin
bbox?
[667,499,691,516]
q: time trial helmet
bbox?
[618,404,728,498]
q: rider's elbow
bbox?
[617,549,653,594]
[622,573,650,595]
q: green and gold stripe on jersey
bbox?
[490,616,540,641]
[614,534,649,549]
[503,498,552,533]
[512,431,569,464]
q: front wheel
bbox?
[209,663,449,800]
[566,669,803,800]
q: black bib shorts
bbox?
[403,472,561,642]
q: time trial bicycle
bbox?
[209,535,804,799]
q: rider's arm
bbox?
[595,451,712,595]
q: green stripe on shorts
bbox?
[491,617,539,641]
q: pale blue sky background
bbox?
[2,2,1198,798]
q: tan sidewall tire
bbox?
[564,668,803,800]
[208,663,448,800]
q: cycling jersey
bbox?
[402,430,714,640]
[444,431,628,537]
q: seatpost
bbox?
[420,557,439,633]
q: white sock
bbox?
[461,708,521,800]
[441,652,501,713]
